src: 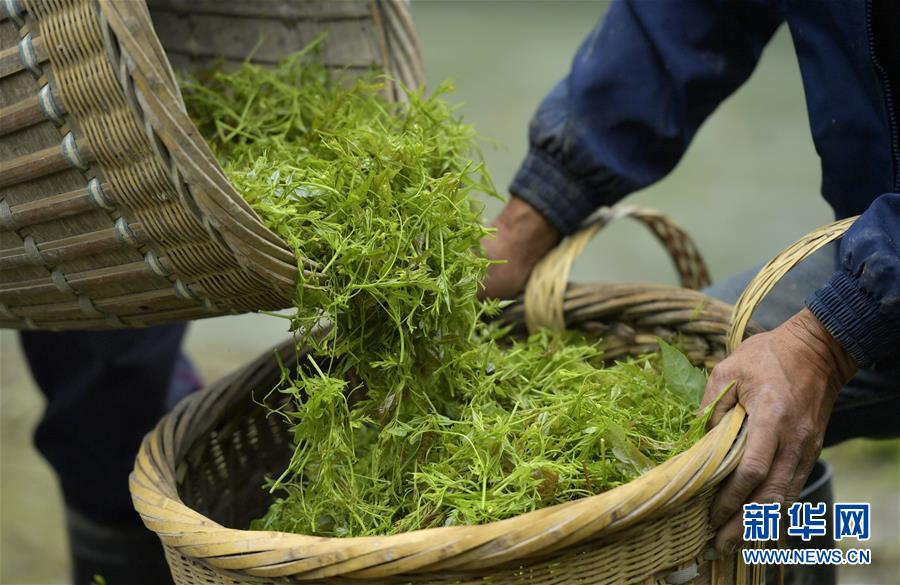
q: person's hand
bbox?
[480,197,560,300]
[700,308,858,555]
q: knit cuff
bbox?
[806,270,900,367]
[509,148,612,236]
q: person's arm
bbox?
[807,192,900,368]
[483,0,900,558]
[701,193,900,554]
[484,0,782,297]
[700,309,858,555]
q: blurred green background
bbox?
[1,1,897,583]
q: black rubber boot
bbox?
[766,460,837,585]
[67,507,174,585]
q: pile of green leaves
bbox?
[181,43,710,538]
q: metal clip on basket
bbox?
[131,210,860,585]
[0,0,423,329]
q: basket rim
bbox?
[0,0,426,330]
[131,282,749,581]
[97,0,299,293]
[94,0,427,296]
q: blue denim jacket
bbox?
[510,0,900,367]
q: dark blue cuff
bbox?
[806,270,900,367]
[509,148,618,236]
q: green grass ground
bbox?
[1,1,898,583]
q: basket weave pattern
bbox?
[131,283,758,584]
[128,207,781,584]
[0,0,422,329]
[159,489,718,585]
[132,196,859,585]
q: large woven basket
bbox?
[131,211,864,585]
[0,0,422,329]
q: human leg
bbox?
[19,325,200,584]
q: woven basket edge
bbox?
[131,284,747,580]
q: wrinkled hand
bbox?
[479,197,560,300]
[700,308,858,555]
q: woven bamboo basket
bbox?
[131,209,864,585]
[0,0,423,330]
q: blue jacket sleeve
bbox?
[509,0,782,235]
[807,193,900,367]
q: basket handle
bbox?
[523,205,711,333]
[725,216,857,352]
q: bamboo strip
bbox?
[0,93,43,135]
[0,183,96,228]
[0,223,142,270]
[0,33,46,78]
[0,135,93,188]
